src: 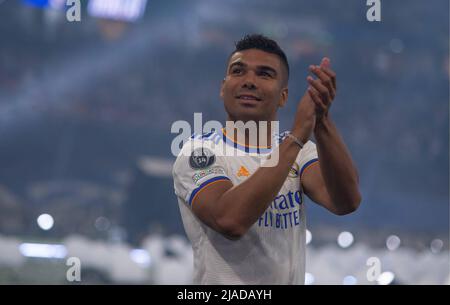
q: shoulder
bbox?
[180,131,223,155]
[189,131,222,145]
[173,131,224,172]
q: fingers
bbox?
[307,75,331,104]
[320,66,337,91]
[307,86,327,114]
[306,57,336,117]
[320,57,330,68]
[320,57,337,91]
[309,65,335,99]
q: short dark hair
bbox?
[229,34,290,82]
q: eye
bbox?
[259,71,272,78]
[231,68,242,74]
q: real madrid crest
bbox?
[289,162,299,178]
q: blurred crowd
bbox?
[0,0,448,264]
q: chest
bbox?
[224,155,301,194]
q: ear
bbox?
[278,87,288,108]
[220,78,225,99]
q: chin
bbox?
[224,103,267,122]
[231,110,263,122]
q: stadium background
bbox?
[0,0,448,284]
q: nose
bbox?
[242,81,256,90]
[241,72,257,90]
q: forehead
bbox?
[228,49,282,71]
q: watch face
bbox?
[189,147,216,169]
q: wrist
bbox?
[290,128,310,144]
[285,133,304,149]
[314,115,332,133]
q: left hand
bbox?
[306,57,337,120]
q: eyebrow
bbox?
[229,61,278,76]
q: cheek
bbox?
[265,86,282,100]
[223,83,239,100]
[221,82,231,96]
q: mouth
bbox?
[235,94,262,106]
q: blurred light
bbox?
[19,243,67,259]
[304,272,315,285]
[130,249,151,267]
[386,235,401,251]
[48,0,65,10]
[37,213,54,231]
[95,216,111,232]
[137,156,173,177]
[23,0,49,8]
[430,239,444,254]
[377,271,395,285]
[389,38,404,54]
[343,275,357,285]
[88,0,148,22]
[306,229,312,245]
[337,231,354,248]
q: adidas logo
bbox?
[237,166,250,177]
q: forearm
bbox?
[314,116,361,210]
[216,137,301,233]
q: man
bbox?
[172,34,361,284]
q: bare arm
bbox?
[302,59,361,215]
[302,118,361,215]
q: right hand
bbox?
[291,90,316,144]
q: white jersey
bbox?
[172,128,318,285]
